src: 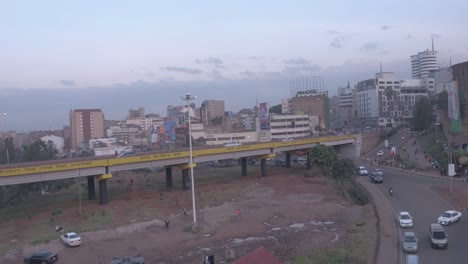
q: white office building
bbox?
[269,114,311,140]
[40,135,65,155]
[411,49,438,79]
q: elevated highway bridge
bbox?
[0,134,360,204]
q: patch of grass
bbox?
[417,131,447,170]
[293,205,374,264]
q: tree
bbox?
[331,159,355,183]
[412,97,433,131]
[437,91,448,112]
[21,140,53,162]
[269,104,282,114]
[310,144,337,174]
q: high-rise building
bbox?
[411,46,438,79]
[338,82,354,127]
[200,100,225,125]
[70,109,105,148]
[128,107,145,119]
[284,89,328,129]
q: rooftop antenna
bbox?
[347,80,350,88]
[450,57,452,67]
[380,61,383,73]
[432,38,434,51]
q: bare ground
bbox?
[0,166,375,264]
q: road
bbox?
[365,165,468,264]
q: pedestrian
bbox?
[236,209,240,218]
[183,208,187,216]
[165,218,170,230]
[130,179,133,185]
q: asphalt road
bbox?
[364,166,468,264]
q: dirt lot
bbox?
[0,165,375,264]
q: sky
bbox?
[1,0,468,131]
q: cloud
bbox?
[406,34,412,39]
[161,66,203,74]
[215,64,226,69]
[240,70,257,77]
[248,56,264,60]
[380,25,391,30]
[59,80,75,86]
[359,42,379,52]
[282,65,321,75]
[380,50,391,55]
[284,57,311,65]
[146,72,155,77]
[431,33,442,39]
[195,57,223,65]
[330,37,344,48]
[327,30,340,34]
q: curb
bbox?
[373,165,467,183]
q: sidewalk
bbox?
[357,177,398,264]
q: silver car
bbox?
[402,232,418,252]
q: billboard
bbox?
[448,81,459,120]
[259,102,270,130]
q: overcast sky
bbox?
[1,0,468,131]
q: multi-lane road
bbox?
[365,165,468,264]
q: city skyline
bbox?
[1,1,468,131]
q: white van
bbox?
[296,157,307,165]
[224,141,241,147]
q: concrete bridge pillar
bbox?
[260,158,267,177]
[306,152,311,171]
[96,173,112,205]
[286,152,291,168]
[87,176,96,200]
[98,180,108,205]
[165,167,173,188]
[241,157,247,176]
[182,168,189,191]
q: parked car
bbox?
[398,212,414,227]
[111,255,145,264]
[429,223,448,249]
[60,232,82,247]
[24,250,58,264]
[357,166,368,176]
[405,254,420,264]
[377,149,385,157]
[437,210,462,226]
[402,231,418,253]
[224,141,241,147]
[369,172,383,183]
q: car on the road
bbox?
[437,210,462,226]
[369,172,383,183]
[24,250,58,264]
[402,231,419,253]
[405,254,420,264]
[398,211,414,227]
[373,168,384,176]
[429,223,448,249]
[224,141,241,147]
[60,232,82,247]
[377,149,385,157]
[357,166,368,176]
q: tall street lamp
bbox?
[181,93,198,227]
[437,140,454,193]
[2,113,9,165]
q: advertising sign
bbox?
[448,81,459,120]
[259,102,270,130]
[448,163,455,177]
[385,140,388,147]
[391,147,396,157]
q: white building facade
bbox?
[269,114,311,140]
[411,49,438,79]
[40,135,65,155]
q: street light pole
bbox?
[437,140,453,193]
[2,113,9,165]
[181,93,198,226]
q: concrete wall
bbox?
[360,131,381,156]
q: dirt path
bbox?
[1,167,375,264]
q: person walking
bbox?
[165,218,170,230]
[236,209,241,219]
[183,208,187,216]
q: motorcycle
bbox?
[389,187,393,196]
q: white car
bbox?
[398,212,414,227]
[437,210,462,226]
[357,166,368,176]
[224,141,241,147]
[60,232,82,247]
[377,150,385,157]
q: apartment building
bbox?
[270,114,311,140]
[70,109,105,148]
[283,89,328,128]
[338,82,354,127]
[128,107,145,119]
[200,100,225,125]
